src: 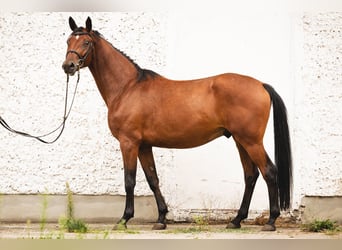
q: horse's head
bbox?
[62,17,94,76]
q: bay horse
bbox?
[62,17,292,231]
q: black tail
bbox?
[263,84,292,210]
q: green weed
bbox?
[102,230,110,239]
[193,215,209,228]
[59,217,88,233]
[40,192,48,233]
[302,219,339,233]
[59,182,88,233]
[168,227,205,234]
[162,215,211,234]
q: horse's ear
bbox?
[86,17,92,32]
[69,16,78,31]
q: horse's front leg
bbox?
[138,145,168,230]
[114,139,139,230]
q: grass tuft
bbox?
[59,182,88,233]
[302,219,339,233]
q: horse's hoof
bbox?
[226,222,241,229]
[261,224,276,231]
[152,223,167,230]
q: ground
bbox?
[0,222,341,239]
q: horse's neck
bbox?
[88,38,137,107]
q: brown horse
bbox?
[62,17,292,231]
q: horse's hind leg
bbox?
[138,145,168,230]
[236,140,280,231]
[227,142,259,229]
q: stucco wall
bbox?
[0,11,341,220]
[294,12,342,198]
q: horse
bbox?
[62,17,292,231]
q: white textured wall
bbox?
[1,12,341,219]
[293,12,342,200]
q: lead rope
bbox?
[0,70,80,144]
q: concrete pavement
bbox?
[0,222,341,239]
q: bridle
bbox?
[0,32,93,144]
[66,31,94,69]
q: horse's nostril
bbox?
[62,61,77,74]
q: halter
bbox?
[66,31,94,68]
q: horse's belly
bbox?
[143,126,225,149]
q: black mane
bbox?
[92,30,159,83]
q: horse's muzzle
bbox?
[62,60,78,76]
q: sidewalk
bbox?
[0,222,341,239]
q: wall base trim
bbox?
[1,194,341,225]
[0,194,157,223]
[301,196,342,224]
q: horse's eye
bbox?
[84,41,90,46]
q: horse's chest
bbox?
[107,107,142,139]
